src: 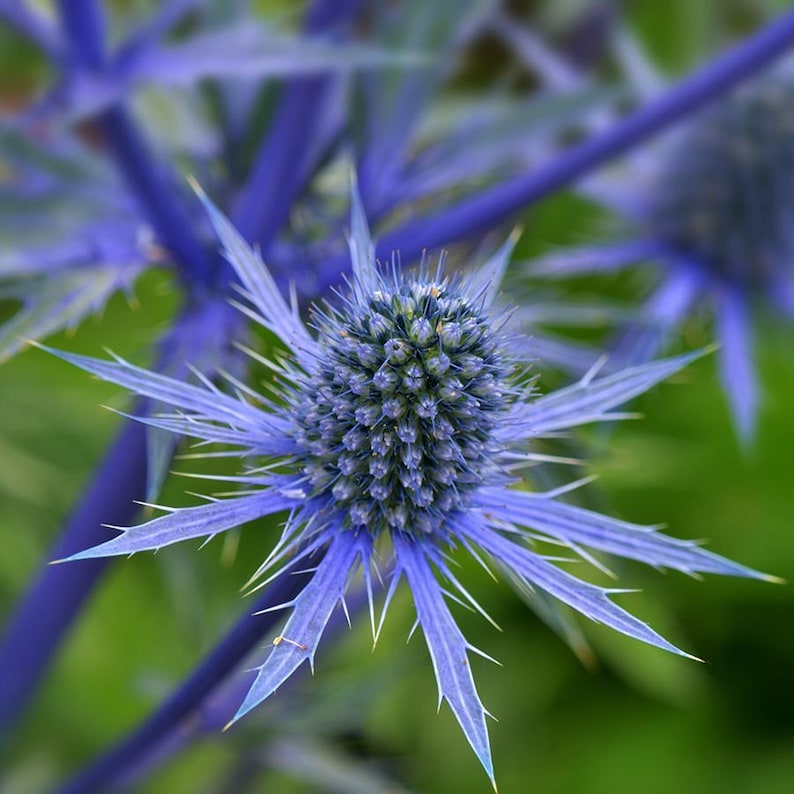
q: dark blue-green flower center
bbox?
[294,278,511,536]
[650,79,794,286]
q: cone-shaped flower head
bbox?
[51,186,770,786]
[526,68,794,442]
[650,78,794,288]
[296,267,512,537]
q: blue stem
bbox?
[0,293,228,733]
[0,419,148,732]
[315,7,794,292]
[55,0,211,285]
[96,108,211,286]
[0,0,220,732]
[233,79,334,246]
[233,0,361,247]
[115,587,367,789]
[56,558,319,794]
[55,0,106,70]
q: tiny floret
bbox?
[52,185,770,786]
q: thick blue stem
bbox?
[315,8,794,292]
[55,0,106,70]
[233,79,333,246]
[56,0,210,285]
[56,559,318,794]
[233,0,361,247]
[0,292,230,733]
[96,108,211,285]
[0,0,219,732]
[0,419,148,732]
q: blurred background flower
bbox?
[519,37,794,442]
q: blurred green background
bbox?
[2,1,794,792]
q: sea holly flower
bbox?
[517,28,794,441]
[50,190,768,785]
[0,0,592,749]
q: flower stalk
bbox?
[317,7,794,291]
[56,558,318,794]
[0,419,148,731]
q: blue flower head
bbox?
[526,61,794,442]
[649,78,794,289]
[621,77,794,441]
[51,186,769,786]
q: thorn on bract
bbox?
[273,635,308,651]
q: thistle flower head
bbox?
[521,40,794,442]
[51,185,769,786]
[296,268,513,537]
[650,78,794,287]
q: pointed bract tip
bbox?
[730,382,761,447]
[574,643,600,672]
[192,185,219,224]
[689,342,719,365]
[760,573,787,585]
[712,555,782,583]
[670,642,704,663]
[52,548,102,564]
[187,176,221,226]
[477,753,497,791]
[185,174,204,198]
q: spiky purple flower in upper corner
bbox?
[527,69,794,442]
[49,187,769,786]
